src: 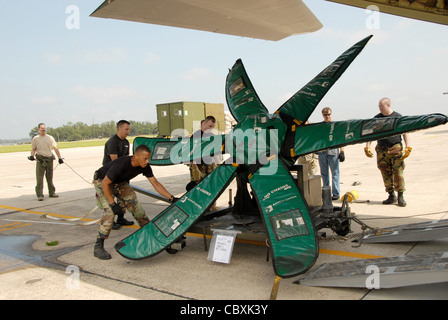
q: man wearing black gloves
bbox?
[92,144,177,260]
[28,123,64,201]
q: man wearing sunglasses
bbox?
[318,108,345,200]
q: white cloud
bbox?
[44,53,63,65]
[71,85,139,104]
[144,51,160,65]
[183,67,213,81]
[434,46,448,56]
[313,27,389,45]
[394,18,414,31]
[276,92,294,105]
[79,48,127,64]
[366,82,390,93]
[31,96,58,105]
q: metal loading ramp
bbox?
[299,251,448,288]
[360,219,448,244]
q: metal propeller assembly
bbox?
[115,35,447,278]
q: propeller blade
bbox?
[225,59,270,123]
[288,113,447,158]
[275,35,373,125]
[248,156,318,278]
[115,164,238,259]
[133,135,226,166]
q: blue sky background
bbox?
[1,0,447,139]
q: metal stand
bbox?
[359,219,448,243]
[312,186,353,237]
[299,251,448,289]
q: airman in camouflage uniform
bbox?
[93,180,149,239]
[375,143,406,193]
[93,145,177,260]
[188,116,221,210]
[365,98,412,207]
[190,162,218,182]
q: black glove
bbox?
[339,151,345,162]
[185,181,197,192]
[169,196,179,203]
[58,158,64,164]
[110,202,123,215]
[28,155,35,161]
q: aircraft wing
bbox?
[90,0,322,41]
[287,113,448,158]
[225,59,270,123]
[133,135,226,165]
[115,164,238,260]
[248,156,318,278]
[275,35,373,126]
[326,0,448,26]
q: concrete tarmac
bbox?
[1,127,447,300]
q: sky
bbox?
[0,0,447,140]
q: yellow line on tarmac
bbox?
[0,221,23,228]
[0,204,97,223]
[186,232,268,247]
[319,248,383,259]
[1,204,48,216]
[0,204,384,260]
[0,221,32,232]
[186,232,384,259]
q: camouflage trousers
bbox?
[375,143,406,193]
[297,153,318,176]
[93,179,149,239]
[189,163,217,183]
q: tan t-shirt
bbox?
[32,134,57,157]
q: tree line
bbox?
[28,121,158,141]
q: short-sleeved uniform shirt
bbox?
[96,156,153,184]
[32,134,57,157]
[102,134,130,165]
[375,111,402,147]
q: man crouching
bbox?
[92,145,177,260]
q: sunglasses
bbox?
[323,113,332,117]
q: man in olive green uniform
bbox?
[28,123,64,201]
[365,98,412,207]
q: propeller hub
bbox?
[225,114,286,166]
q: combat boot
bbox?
[112,221,122,230]
[382,191,396,204]
[397,192,407,207]
[94,238,111,260]
[116,214,134,226]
